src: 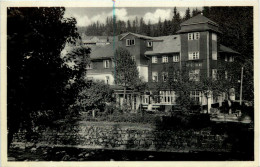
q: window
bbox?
[212,52,217,60]
[195,62,202,67]
[188,32,200,40]
[188,52,199,60]
[229,56,234,62]
[225,55,234,62]
[174,71,180,81]
[225,71,228,79]
[126,39,135,46]
[225,55,228,62]
[86,62,93,69]
[173,55,180,62]
[187,62,202,67]
[188,33,193,40]
[160,91,175,104]
[152,72,158,82]
[103,60,109,68]
[142,95,149,104]
[190,91,201,104]
[189,69,200,81]
[212,33,217,41]
[131,55,136,61]
[212,69,217,80]
[147,41,153,47]
[162,72,168,82]
[112,61,115,68]
[152,56,158,63]
[162,56,168,63]
[194,32,200,40]
[105,76,110,85]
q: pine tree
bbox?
[139,17,145,34]
[158,17,163,36]
[146,20,152,36]
[172,7,182,34]
[162,19,168,35]
[184,7,191,21]
[127,20,132,32]
[192,8,201,17]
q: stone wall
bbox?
[12,121,232,152]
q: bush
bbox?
[155,112,211,130]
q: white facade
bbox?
[86,73,115,85]
[137,65,148,82]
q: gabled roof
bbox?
[181,14,219,27]
[119,32,158,41]
[219,44,240,54]
[145,35,181,55]
[89,44,115,60]
[82,36,114,44]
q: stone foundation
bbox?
[12,121,231,152]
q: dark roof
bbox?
[145,35,180,55]
[89,44,115,60]
[219,44,240,54]
[180,14,218,26]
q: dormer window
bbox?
[147,41,153,47]
[126,39,135,46]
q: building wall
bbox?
[148,53,181,83]
[118,34,142,65]
[87,59,114,85]
[86,73,114,85]
[180,31,211,79]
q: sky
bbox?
[64,7,202,27]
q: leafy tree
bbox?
[74,81,114,111]
[63,45,91,95]
[114,47,139,103]
[7,7,80,147]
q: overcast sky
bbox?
[64,7,202,27]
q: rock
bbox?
[78,153,84,157]
[30,148,37,152]
[8,157,16,161]
[84,153,90,157]
[148,155,154,159]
